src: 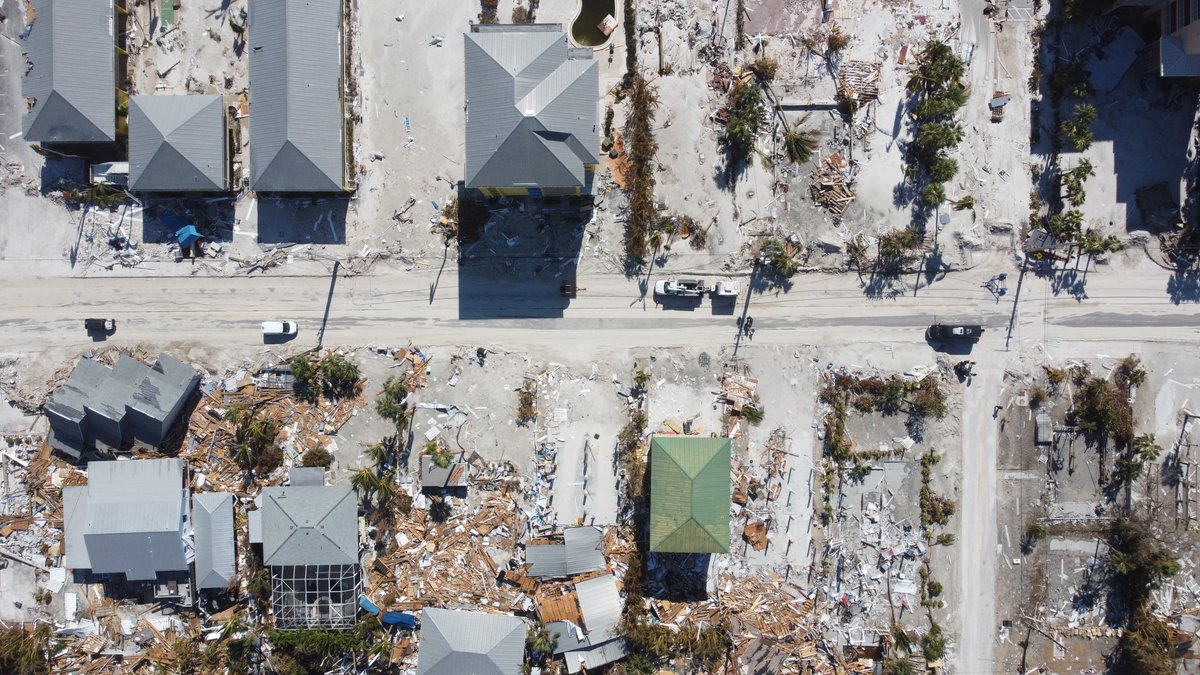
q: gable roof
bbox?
[649,437,731,553]
[525,526,606,579]
[464,26,598,189]
[21,0,116,143]
[248,0,345,192]
[260,485,357,566]
[417,609,526,675]
[129,95,227,191]
[193,492,236,590]
[63,459,189,580]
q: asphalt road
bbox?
[0,262,1194,354]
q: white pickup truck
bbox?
[654,278,707,297]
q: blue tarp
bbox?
[176,225,201,248]
[357,594,380,616]
[380,612,417,629]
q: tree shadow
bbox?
[1167,261,1200,304]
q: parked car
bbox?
[262,321,298,337]
[654,278,707,297]
[926,324,984,341]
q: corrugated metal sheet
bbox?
[563,527,605,576]
[525,541,567,578]
[574,574,620,643]
[649,437,731,553]
[287,467,325,486]
[22,0,116,142]
[193,492,236,590]
[527,526,605,579]
[417,608,527,675]
[63,486,90,570]
[129,95,227,191]
[260,485,357,566]
[248,0,345,192]
[464,27,598,190]
[563,639,628,674]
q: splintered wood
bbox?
[838,61,881,104]
[652,570,827,673]
[363,494,526,613]
[183,374,366,497]
[720,371,759,414]
[810,152,858,216]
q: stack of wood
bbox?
[720,370,760,414]
[809,152,857,216]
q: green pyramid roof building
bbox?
[649,436,731,553]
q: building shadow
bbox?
[455,195,588,319]
[140,197,237,245]
[38,152,89,195]
[645,552,711,602]
[256,196,349,245]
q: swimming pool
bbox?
[570,0,616,47]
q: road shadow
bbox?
[652,295,704,312]
[710,297,738,316]
[456,195,588,319]
[256,196,349,244]
[140,197,237,244]
[262,332,299,346]
[924,339,977,356]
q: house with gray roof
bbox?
[464,25,599,198]
[417,608,527,675]
[525,526,606,579]
[44,354,201,460]
[193,492,236,591]
[256,483,359,629]
[63,459,189,588]
[129,95,229,192]
[248,0,346,192]
[21,0,116,143]
[549,573,628,673]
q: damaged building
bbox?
[254,476,360,629]
[44,354,201,460]
[63,458,192,599]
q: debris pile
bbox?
[809,152,859,217]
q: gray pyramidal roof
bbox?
[464,25,599,189]
[21,0,116,143]
[130,96,228,191]
[193,492,236,590]
[248,0,345,192]
[417,608,527,675]
[260,485,357,566]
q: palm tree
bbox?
[364,442,389,470]
[351,468,379,508]
[1133,434,1161,462]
